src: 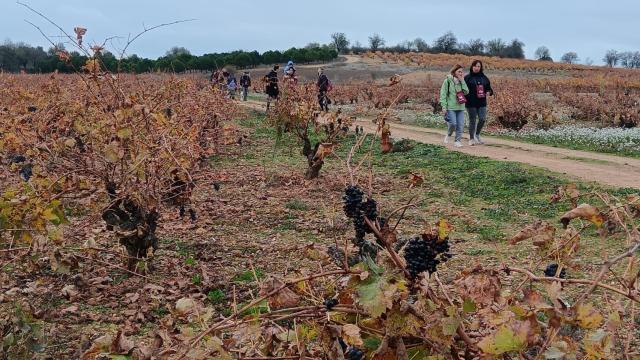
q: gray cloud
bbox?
[2,0,638,64]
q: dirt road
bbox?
[241,100,640,189]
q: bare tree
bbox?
[560,51,579,64]
[603,49,619,67]
[368,33,385,51]
[165,46,191,57]
[534,46,552,61]
[331,32,350,54]
[462,38,485,55]
[432,31,457,54]
[486,38,506,57]
[413,37,429,52]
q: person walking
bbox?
[227,74,238,99]
[283,60,297,85]
[240,71,251,101]
[316,68,331,111]
[440,64,469,147]
[265,65,280,110]
[464,60,494,145]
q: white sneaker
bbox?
[444,135,450,144]
[469,139,476,146]
[476,135,485,145]
[454,141,463,147]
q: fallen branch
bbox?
[575,240,640,305]
[181,269,357,358]
[73,253,153,281]
[505,265,639,302]
[0,247,30,253]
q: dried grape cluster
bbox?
[323,298,339,310]
[544,263,567,278]
[404,233,453,280]
[342,185,384,259]
[345,347,364,360]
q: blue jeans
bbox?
[467,107,487,139]
[446,110,465,142]
[242,86,249,101]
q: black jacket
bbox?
[317,74,329,91]
[240,74,251,87]
[464,72,493,108]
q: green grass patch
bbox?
[207,289,226,304]
[152,306,169,317]
[234,268,265,282]
[240,299,269,316]
[561,156,612,165]
[191,274,202,285]
[285,199,309,211]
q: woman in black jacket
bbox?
[464,60,493,145]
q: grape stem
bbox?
[363,217,411,278]
[504,265,639,302]
[432,273,478,352]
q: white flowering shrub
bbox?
[495,126,640,154]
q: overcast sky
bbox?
[2,0,638,64]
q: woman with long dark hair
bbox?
[464,60,494,145]
[440,64,469,147]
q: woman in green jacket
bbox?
[440,64,469,147]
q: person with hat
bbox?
[283,60,297,85]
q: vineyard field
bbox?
[2,54,640,359]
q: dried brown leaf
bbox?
[259,277,301,309]
[560,203,605,228]
[509,220,555,245]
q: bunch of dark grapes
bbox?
[342,186,386,260]
[323,298,338,310]
[360,198,378,233]
[345,347,364,360]
[343,186,363,219]
[403,234,453,280]
[18,164,32,181]
[544,263,567,278]
[343,186,366,242]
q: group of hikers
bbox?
[440,59,494,147]
[211,60,332,111]
[211,58,492,147]
[210,69,252,101]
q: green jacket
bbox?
[439,74,469,111]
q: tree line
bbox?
[332,31,526,59]
[332,32,640,67]
[603,49,640,68]
[0,41,338,73]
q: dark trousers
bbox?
[467,107,487,139]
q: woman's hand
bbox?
[455,73,465,82]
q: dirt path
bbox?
[241,100,640,189]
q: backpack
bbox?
[240,75,251,87]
